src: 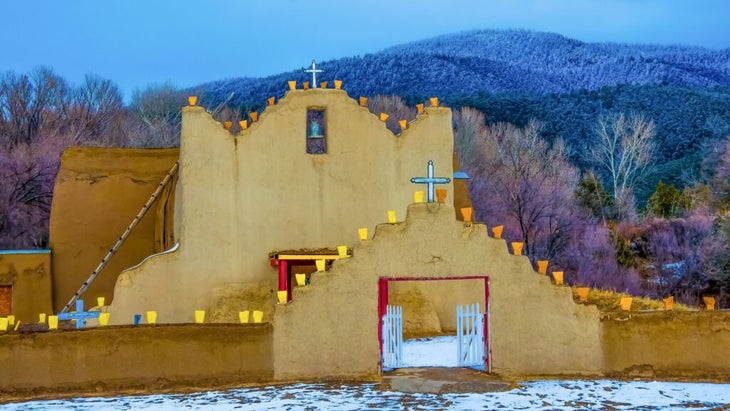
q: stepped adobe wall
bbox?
[273,203,603,380]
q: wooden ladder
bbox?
[59,161,179,313]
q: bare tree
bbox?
[467,120,579,260]
[591,112,655,221]
[714,136,730,211]
[453,107,487,166]
[640,214,724,305]
[213,104,244,133]
[129,83,186,147]
[0,68,132,248]
[69,74,125,145]
[559,219,641,293]
[366,95,416,135]
[0,132,74,248]
[0,67,70,147]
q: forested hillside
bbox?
[382,30,730,92]
[199,29,730,105]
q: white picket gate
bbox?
[457,303,485,369]
[381,305,403,370]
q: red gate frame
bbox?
[377,275,490,372]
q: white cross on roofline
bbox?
[304,60,324,88]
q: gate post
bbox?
[277,260,289,302]
[377,278,389,356]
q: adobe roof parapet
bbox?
[181,89,451,141]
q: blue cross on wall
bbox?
[58,299,101,329]
[410,160,451,202]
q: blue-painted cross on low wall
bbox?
[58,299,100,329]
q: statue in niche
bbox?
[309,120,323,138]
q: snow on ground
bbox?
[4,380,729,410]
[3,336,729,410]
[402,335,459,367]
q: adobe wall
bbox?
[0,251,53,323]
[273,203,603,381]
[109,90,454,324]
[49,147,178,312]
[0,324,272,395]
[602,311,730,379]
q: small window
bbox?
[0,285,11,316]
[306,108,327,154]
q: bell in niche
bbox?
[309,120,324,138]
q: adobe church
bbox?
[1,82,728,392]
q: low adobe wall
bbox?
[0,324,272,396]
[602,311,730,379]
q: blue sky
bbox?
[2,0,729,101]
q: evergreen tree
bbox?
[647,181,684,218]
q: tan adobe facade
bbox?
[109,89,455,324]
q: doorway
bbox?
[378,276,490,372]
[0,285,11,316]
